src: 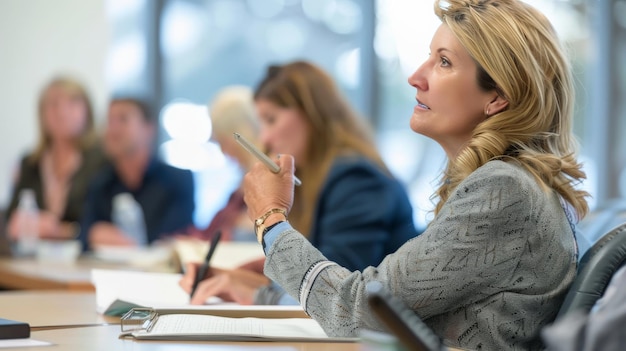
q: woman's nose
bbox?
[407,61,428,91]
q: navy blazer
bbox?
[79,158,195,250]
[308,155,419,271]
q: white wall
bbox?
[0,0,109,207]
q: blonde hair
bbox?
[432,0,588,218]
[254,61,386,235]
[29,76,97,163]
[209,85,258,145]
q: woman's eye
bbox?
[441,57,450,67]
[264,116,276,125]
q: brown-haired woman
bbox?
[180,61,419,305]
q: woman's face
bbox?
[408,24,500,157]
[255,99,309,166]
[41,86,88,142]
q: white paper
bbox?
[93,245,174,267]
[91,269,308,318]
[173,240,264,269]
[0,339,52,348]
[91,269,189,314]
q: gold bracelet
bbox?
[255,208,287,243]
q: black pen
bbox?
[190,230,222,300]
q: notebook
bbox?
[119,308,356,342]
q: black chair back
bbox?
[556,222,626,320]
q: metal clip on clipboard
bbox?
[120,308,159,336]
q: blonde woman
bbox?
[243,1,589,349]
[6,77,105,241]
[180,62,419,305]
[190,86,260,242]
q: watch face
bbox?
[255,224,263,243]
[254,209,287,244]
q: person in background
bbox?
[180,61,420,305]
[242,1,589,349]
[188,86,259,242]
[79,97,194,250]
[5,76,106,242]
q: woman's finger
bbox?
[179,263,199,292]
[190,275,230,305]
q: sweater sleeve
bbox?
[263,164,545,337]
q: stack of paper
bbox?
[173,239,265,269]
[91,269,190,315]
[92,245,175,270]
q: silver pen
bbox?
[233,133,302,186]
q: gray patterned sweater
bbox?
[263,161,578,350]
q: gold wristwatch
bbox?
[254,208,287,243]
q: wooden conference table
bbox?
[20,325,361,351]
[0,253,463,351]
[0,258,100,291]
[0,254,185,291]
[0,291,359,351]
[0,241,265,291]
[0,291,464,351]
[0,291,117,328]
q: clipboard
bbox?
[119,308,357,343]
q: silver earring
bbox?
[486,109,490,117]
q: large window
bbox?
[158,0,375,228]
[106,0,620,229]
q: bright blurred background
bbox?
[1,0,624,231]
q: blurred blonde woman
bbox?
[6,76,105,241]
[193,86,260,241]
[243,1,589,349]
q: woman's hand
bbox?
[237,257,266,274]
[179,263,270,305]
[179,262,207,293]
[38,211,62,239]
[7,209,60,239]
[88,222,136,247]
[243,155,295,221]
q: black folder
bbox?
[0,318,30,339]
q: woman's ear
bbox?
[485,94,509,117]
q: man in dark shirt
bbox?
[79,98,194,250]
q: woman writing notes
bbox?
[180,61,419,304]
[243,1,589,350]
